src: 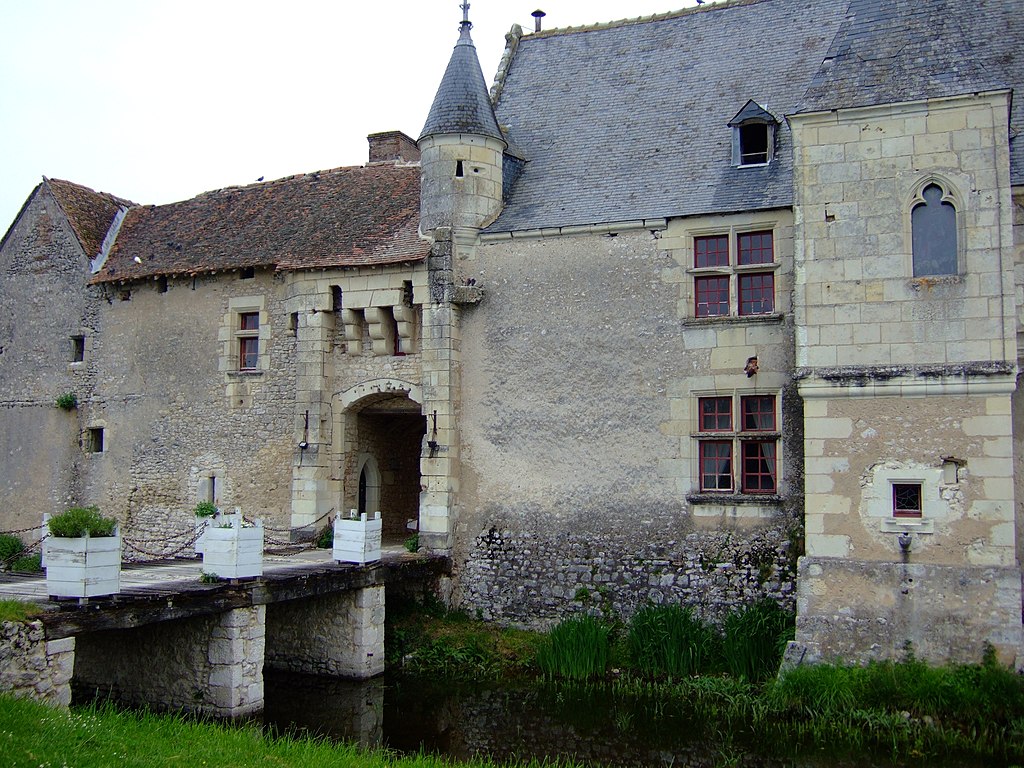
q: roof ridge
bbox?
[524,0,768,39]
[161,163,419,206]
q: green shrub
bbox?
[55,392,78,410]
[194,501,218,518]
[722,598,793,682]
[47,506,117,538]
[628,604,718,678]
[315,523,333,548]
[9,555,42,573]
[0,534,25,564]
[536,614,611,680]
[404,533,419,552]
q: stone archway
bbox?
[336,380,426,544]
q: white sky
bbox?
[0,0,710,233]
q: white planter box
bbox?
[45,528,121,599]
[333,510,381,564]
[202,515,263,579]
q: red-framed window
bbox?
[741,440,776,493]
[693,230,776,319]
[699,396,732,432]
[738,273,775,315]
[238,312,259,370]
[892,483,923,518]
[695,276,729,317]
[699,441,733,492]
[695,235,729,268]
[741,394,776,431]
[738,230,773,265]
[697,393,778,495]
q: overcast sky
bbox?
[0,1,711,233]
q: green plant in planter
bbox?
[47,506,117,538]
[194,501,218,518]
[55,393,78,410]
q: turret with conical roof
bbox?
[419,7,506,234]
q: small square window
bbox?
[695,235,729,268]
[85,427,104,453]
[71,336,85,363]
[240,267,255,280]
[699,441,733,492]
[740,395,776,431]
[737,231,773,265]
[695,276,730,317]
[892,483,923,518]
[741,441,776,493]
[739,273,775,315]
[699,396,732,431]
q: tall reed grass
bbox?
[627,604,718,677]
[536,614,610,680]
[722,599,793,682]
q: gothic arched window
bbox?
[911,183,957,276]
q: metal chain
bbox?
[3,508,337,566]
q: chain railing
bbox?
[0,507,338,570]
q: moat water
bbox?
[260,670,1006,768]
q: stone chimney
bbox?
[367,131,421,164]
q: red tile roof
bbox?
[91,163,427,283]
[47,178,133,259]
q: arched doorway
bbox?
[338,381,426,544]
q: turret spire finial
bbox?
[461,2,470,24]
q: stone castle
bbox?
[1,0,1022,666]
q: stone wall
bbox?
[73,606,265,717]
[265,586,384,678]
[460,523,795,627]
[0,620,74,707]
[0,186,98,531]
[75,271,296,555]
[797,558,1023,666]
[452,228,801,622]
[792,92,1016,370]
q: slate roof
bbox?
[486,0,1023,234]
[798,0,1024,185]
[46,179,133,258]
[91,164,427,284]
[420,21,504,142]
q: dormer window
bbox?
[729,100,777,167]
[738,124,769,165]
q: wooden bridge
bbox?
[0,549,448,717]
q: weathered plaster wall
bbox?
[0,189,97,531]
[453,229,798,624]
[803,393,1014,566]
[81,271,296,553]
[0,620,75,707]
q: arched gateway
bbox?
[336,379,426,543]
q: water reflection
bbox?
[261,670,997,768]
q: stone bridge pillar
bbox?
[72,605,265,718]
[265,585,385,678]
